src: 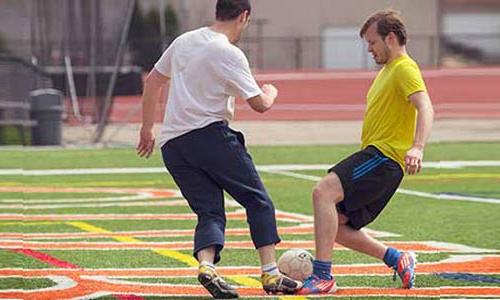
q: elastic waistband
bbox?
[164,120,228,147]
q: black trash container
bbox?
[29,89,64,146]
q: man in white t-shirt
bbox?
[136,0,302,298]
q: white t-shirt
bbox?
[154,27,262,146]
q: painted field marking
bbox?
[7,241,146,299]
[0,200,189,210]
[1,172,499,299]
[0,275,77,293]
[0,223,397,240]
[398,189,500,204]
[1,240,495,253]
[1,254,499,298]
[2,255,499,277]
[0,221,62,227]
[8,249,79,269]
[1,161,500,176]
[64,222,263,296]
[66,221,198,267]
[0,209,314,223]
[0,194,155,204]
[261,170,500,204]
[406,173,500,180]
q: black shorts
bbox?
[329,146,403,230]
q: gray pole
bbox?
[87,0,97,116]
[93,0,136,143]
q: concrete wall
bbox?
[141,0,440,69]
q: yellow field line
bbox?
[226,275,262,288]
[66,221,198,266]
[66,221,303,299]
[405,173,500,180]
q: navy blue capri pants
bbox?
[161,121,281,264]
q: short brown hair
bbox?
[216,0,252,21]
[359,9,407,45]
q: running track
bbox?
[94,67,500,123]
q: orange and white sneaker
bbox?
[296,274,337,295]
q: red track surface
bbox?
[80,67,500,123]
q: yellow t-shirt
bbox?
[361,55,427,170]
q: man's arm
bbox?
[136,69,170,158]
[405,91,434,174]
[247,84,278,113]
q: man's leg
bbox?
[198,126,301,294]
[312,172,344,261]
[297,173,342,295]
[336,213,416,289]
[162,142,238,299]
[336,214,387,260]
[197,246,217,264]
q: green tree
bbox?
[164,4,180,45]
[127,3,179,70]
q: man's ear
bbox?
[239,10,249,23]
[386,32,397,46]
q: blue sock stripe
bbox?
[353,156,380,173]
[313,260,332,280]
[353,159,387,180]
[313,260,331,267]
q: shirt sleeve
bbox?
[396,62,427,100]
[154,41,175,77]
[217,48,262,100]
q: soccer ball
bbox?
[277,249,314,281]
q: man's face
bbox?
[364,22,391,65]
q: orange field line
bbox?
[2,255,499,277]
[0,240,485,253]
[1,277,499,299]
[0,211,309,222]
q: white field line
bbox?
[398,189,500,204]
[261,170,500,204]
[1,161,500,176]
[0,200,191,210]
[3,255,500,274]
[0,198,242,210]
[0,194,156,204]
[0,275,76,293]
[1,240,495,253]
[0,223,398,241]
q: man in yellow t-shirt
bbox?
[298,10,434,295]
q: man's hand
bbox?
[404,146,424,175]
[261,84,278,99]
[247,84,278,113]
[137,126,155,159]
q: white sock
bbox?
[262,262,280,275]
[200,261,215,270]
